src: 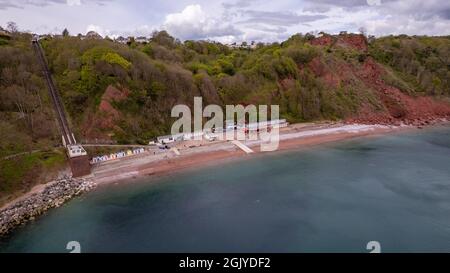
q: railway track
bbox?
[32,39,76,146]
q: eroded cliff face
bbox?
[350,57,450,125]
[311,33,368,52]
[304,34,450,125]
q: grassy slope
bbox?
[0,150,66,206]
[0,33,67,206]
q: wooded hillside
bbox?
[0,30,449,203]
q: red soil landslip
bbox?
[82,85,130,139]
[304,37,450,125]
[349,58,450,125]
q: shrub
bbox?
[284,44,318,64]
[101,52,131,69]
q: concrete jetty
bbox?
[231,140,254,154]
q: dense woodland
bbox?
[39,31,450,142]
[0,25,449,203]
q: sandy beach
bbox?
[90,122,403,186]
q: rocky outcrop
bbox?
[336,34,368,52]
[0,177,96,236]
[310,33,368,52]
[310,35,334,47]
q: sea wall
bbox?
[0,177,96,236]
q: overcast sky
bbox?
[0,0,449,43]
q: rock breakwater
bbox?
[0,177,96,236]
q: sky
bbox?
[0,0,449,43]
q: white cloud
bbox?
[1,0,449,43]
[86,24,104,36]
[66,0,81,6]
[85,23,158,39]
[363,14,450,36]
[162,4,242,41]
[0,0,110,9]
[366,0,381,6]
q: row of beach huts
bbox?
[91,148,145,164]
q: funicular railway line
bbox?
[32,38,75,146]
[32,37,91,177]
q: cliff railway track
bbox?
[32,37,90,177]
[32,38,76,146]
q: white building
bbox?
[115,36,128,44]
[67,145,87,158]
[157,135,175,144]
[183,131,204,141]
[135,36,149,43]
[204,133,218,141]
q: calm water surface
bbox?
[1,127,450,253]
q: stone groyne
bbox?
[0,177,96,236]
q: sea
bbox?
[1,126,450,253]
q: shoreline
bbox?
[91,123,407,187]
[0,177,95,236]
[1,121,448,236]
[95,129,389,186]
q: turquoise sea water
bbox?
[1,126,450,253]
